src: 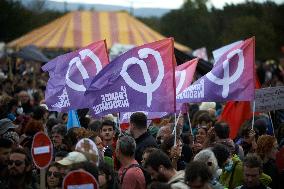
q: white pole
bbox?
[268,111,275,136]
[187,112,193,136]
[174,111,182,146]
[187,112,194,144]
[40,169,46,189]
[252,100,255,130]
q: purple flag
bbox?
[42,40,109,112]
[177,37,255,103]
[85,38,176,117]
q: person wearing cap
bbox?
[57,151,87,166]
[0,118,18,137]
[56,151,88,176]
[56,151,87,171]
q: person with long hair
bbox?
[46,163,63,189]
[256,135,280,189]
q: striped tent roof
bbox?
[7,11,190,52]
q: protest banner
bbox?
[254,86,284,112]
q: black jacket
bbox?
[135,131,158,164]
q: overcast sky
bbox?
[53,0,284,9]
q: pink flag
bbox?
[193,47,208,61]
[176,58,198,96]
[177,37,255,103]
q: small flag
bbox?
[67,110,81,131]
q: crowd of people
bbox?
[0,60,284,189]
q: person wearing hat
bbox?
[0,118,18,137]
[57,151,87,166]
[56,151,87,176]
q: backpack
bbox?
[120,164,151,186]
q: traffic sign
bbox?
[63,170,98,189]
[31,132,53,169]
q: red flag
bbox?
[219,71,261,139]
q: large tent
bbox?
[7,11,190,52]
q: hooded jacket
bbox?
[167,171,189,189]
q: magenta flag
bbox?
[176,58,198,111]
[42,40,109,112]
[177,37,255,103]
[176,58,198,95]
[85,38,176,117]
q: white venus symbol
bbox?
[206,48,244,98]
[65,49,103,92]
[120,48,165,107]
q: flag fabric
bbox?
[42,40,109,112]
[85,38,176,117]
[175,58,198,112]
[175,58,198,95]
[118,59,197,122]
[67,110,81,131]
[177,37,255,103]
[120,111,168,124]
[193,47,208,61]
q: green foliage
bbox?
[1,0,283,60]
[137,16,161,33]
[157,0,284,60]
[0,0,63,43]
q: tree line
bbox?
[1,0,284,60]
[139,0,284,60]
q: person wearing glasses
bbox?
[46,163,62,189]
[5,148,38,189]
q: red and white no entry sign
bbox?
[31,131,53,169]
[63,170,98,189]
